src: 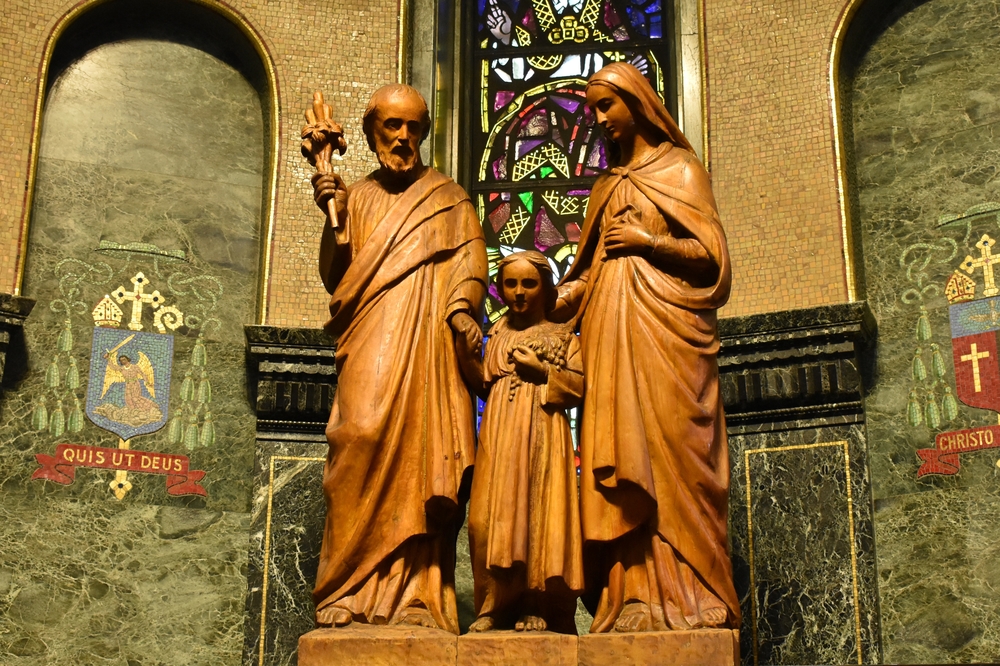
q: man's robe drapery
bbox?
[313,168,487,633]
[559,142,741,631]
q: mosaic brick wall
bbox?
[3,0,888,323]
[0,0,399,328]
[704,0,854,317]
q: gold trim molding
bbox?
[743,441,863,666]
[14,0,281,326]
[829,0,866,303]
[397,0,412,83]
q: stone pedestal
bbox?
[458,631,578,665]
[297,626,458,666]
[577,629,739,666]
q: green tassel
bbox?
[192,336,207,367]
[930,343,947,380]
[45,357,60,389]
[65,357,80,390]
[184,415,199,450]
[907,389,923,427]
[925,391,941,430]
[916,306,932,341]
[942,386,959,422]
[180,371,194,402]
[49,400,65,438]
[912,349,927,382]
[67,397,83,433]
[32,398,48,431]
[168,415,185,444]
[57,319,73,352]
[199,412,215,447]
[197,372,211,404]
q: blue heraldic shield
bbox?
[86,328,174,441]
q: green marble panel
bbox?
[852,0,1000,498]
[875,487,1000,663]
[848,0,1000,662]
[2,37,265,512]
[728,423,879,665]
[0,493,248,665]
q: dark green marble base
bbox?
[243,435,327,666]
[0,493,247,665]
[719,303,880,665]
[729,424,880,666]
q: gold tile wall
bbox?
[705,0,852,317]
[1,0,858,323]
[0,0,397,328]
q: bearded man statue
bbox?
[309,84,487,634]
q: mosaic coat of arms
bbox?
[911,226,1000,475]
[32,266,208,499]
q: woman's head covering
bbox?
[587,62,695,155]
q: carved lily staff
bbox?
[301,91,348,229]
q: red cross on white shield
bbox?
[952,332,1000,412]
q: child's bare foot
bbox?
[396,607,439,629]
[468,616,496,632]
[689,607,728,628]
[515,614,547,632]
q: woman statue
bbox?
[554,62,740,633]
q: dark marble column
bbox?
[720,302,881,666]
[242,326,335,666]
[0,295,34,401]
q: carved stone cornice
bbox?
[718,302,876,432]
[244,326,337,433]
[0,294,35,393]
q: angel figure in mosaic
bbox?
[93,337,162,428]
[464,250,585,635]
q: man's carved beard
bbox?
[377,146,420,181]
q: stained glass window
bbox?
[470,0,673,323]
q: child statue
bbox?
[461,250,585,635]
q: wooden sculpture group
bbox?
[301,64,739,648]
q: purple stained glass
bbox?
[495,90,515,111]
[586,141,608,169]
[534,208,564,252]
[522,6,536,30]
[515,138,545,159]
[553,96,581,113]
[493,154,507,179]
[567,190,589,196]
[604,3,622,28]
[488,282,502,301]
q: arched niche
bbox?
[839,0,1000,662]
[3,0,276,510]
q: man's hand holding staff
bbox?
[301,91,348,229]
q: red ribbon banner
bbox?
[916,424,1000,477]
[32,443,207,496]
